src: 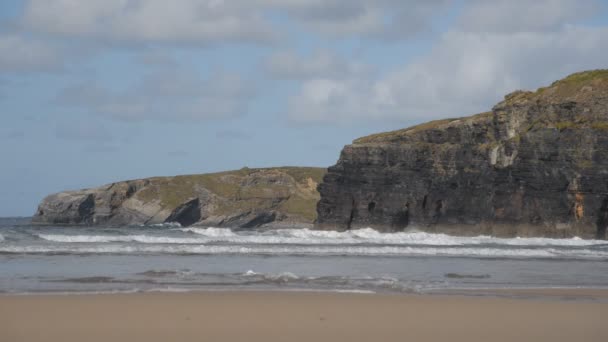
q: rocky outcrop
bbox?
[33,167,326,228]
[317,70,608,239]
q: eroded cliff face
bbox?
[317,70,608,239]
[33,167,326,228]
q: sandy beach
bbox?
[1,290,607,342]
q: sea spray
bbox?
[2,243,608,260]
[39,227,606,247]
[4,222,608,294]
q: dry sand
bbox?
[1,290,607,342]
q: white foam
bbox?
[36,228,607,247]
[178,227,237,237]
[267,272,299,281]
[23,226,608,261]
[38,234,204,244]
[221,228,606,247]
[241,270,300,282]
[145,287,192,293]
[147,222,182,228]
[3,244,608,260]
[330,289,376,294]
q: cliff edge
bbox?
[316,70,608,239]
[33,167,326,228]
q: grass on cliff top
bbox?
[352,69,607,146]
[134,167,326,215]
[353,118,457,144]
[273,166,326,184]
[354,112,492,144]
[507,69,608,102]
[551,69,608,86]
[527,69,608,98]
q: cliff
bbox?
[33,167,326,228]
[316,70,608,239]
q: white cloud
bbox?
[2,0,448,74]
[288,25,608,123]
[282,0,607,124]
[21,0,449,44]
[0,34,62,72]
[136,50,178,66]
[55,121,113,142]
[3,130,25,140]
[458,0,602,33]
[270,0,450,39]
[265,50,369,80]
[7,0,608,125]
[215,129,253,140]
[57,68,254,122]
[22,0,277,45]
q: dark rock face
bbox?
[165,198,201,227]
[33,167,326,228]
[317,70,608,239]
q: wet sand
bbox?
[1,290,607,342]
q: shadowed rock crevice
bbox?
[391,203,409,231]
[165,198,201,227]
[77,194,96,224]
[346,199,356,230]
[596,197,608,239]
[241,212,277,228]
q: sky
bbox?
[1,0,608,216]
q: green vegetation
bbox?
[577,159,594,169]
[353,118,459,144]
[277,167,327,184]
[552,69,608,86]
[591,122,608,131]
[136,173,242,209]
[354,112,493,144]
[280,194,321,221]
[503,90,534,102]
[554,121,578,131]
[539,69,608,100]
[501,69,608,105]
[355,70,608,146]
[133,167,326,221]
[535,86,549,95]
[523,120,608,133]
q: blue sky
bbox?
[1,0,608,216]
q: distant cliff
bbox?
[33,167,326,228]
[317,70,608,239]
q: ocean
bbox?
[2,217,608,294]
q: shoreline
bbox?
[4,285,608,298]
[2,289,606,342]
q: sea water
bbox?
[2,217,608,294]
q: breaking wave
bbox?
[2,243,608,260]
[177,227,237,237]
[176,227,606,247]
[38,234,205,244]
[35,228,608,248]
[0,227,600,260]
[146,222,182,228]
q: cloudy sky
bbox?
[1,0,607,216]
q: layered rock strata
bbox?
[316,70,608,239]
